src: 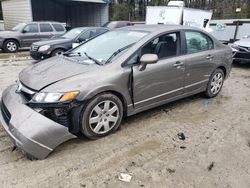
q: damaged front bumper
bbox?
[0,85,77,159]
[231,46,250,62]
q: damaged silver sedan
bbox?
[0,25,232,159]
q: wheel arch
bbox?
[3,38,20,47]
[217,65,227,77]
[83,89,128,117]
[70,89,128,135]
[51,47,67,54]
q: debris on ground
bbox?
[177,132,186,140]
[247,140,250,147]
[208,162,215,171]
[80,183,86,188]
[167,168,176,174]
[11,146,17,152]
[203,100,209,107]
[180,146,186,149]
[118,173,132,183]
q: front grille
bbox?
[31,45,39,52]
[1,101,11,125]
[17,81,36,102]
[20,91,33,101]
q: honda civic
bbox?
[0,25,232,159]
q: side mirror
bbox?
[139,54,158,71]
[76,38,87,43]
[22,30,27,34]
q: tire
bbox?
[51,49,65,57]
[3,39,19,53]
[80,93,123,139]
[205,68,225,98]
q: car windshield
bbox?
[11,23,26,31]
[70,30,148,64]
[62,28,83,39]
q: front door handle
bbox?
[173,61,184,67]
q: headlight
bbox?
[231,44,239,49]
[31,91,79,103]
[38,45,50,52]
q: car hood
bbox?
[33,37,73,46]
[0,30,19,37]
[19,56,98,91]
[234,39,250,48]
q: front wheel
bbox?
[3,39,19,53]
[80,93,123,139]
[205,68,225,98]
[51,49,65,57]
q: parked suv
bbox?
[30,27,109,60]
[0,21,66,53]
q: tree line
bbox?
[109,0,250,21]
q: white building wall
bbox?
[2,0,33,30]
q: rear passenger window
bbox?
[52,24,65,32]
[40,23,53,32]
[185,31,214,54]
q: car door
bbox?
[183,30,215,93]
[132,32,186,110]
[39,23,54,40]
[19,23,40,47]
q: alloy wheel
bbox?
[89,100,119,134]
[210,72,223,94]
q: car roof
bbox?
[69,27,110,31]
[117,24,201,33]
[27,21,64,24]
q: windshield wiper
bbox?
[84,52,103,65]
[106,43,135,64]
[63,52,81,57]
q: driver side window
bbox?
[141,32,179,59]
[23,24,38,33]
[126,32,180,65]
[78,30,91,43]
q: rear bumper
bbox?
[0,85,76,159]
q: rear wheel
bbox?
[51,49,65,57]
[80,93,123,139]
[3,39,19,53]
[205,68,225,98]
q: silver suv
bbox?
[0,21,66,53]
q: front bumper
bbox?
[30,50,51,60]
[231,47,250,62]
[0,85,76,159]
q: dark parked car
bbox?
[0,21,66,53]
[231,36,250,63]
[30,27,109,60]
[102,21,134,29]
[0,25,232,159]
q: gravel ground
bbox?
[0,58,250,188]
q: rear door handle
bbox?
[206,54,214,59]
[173,61,184,67]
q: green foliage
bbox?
[109,0,250,21]
[110,3,130,21]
